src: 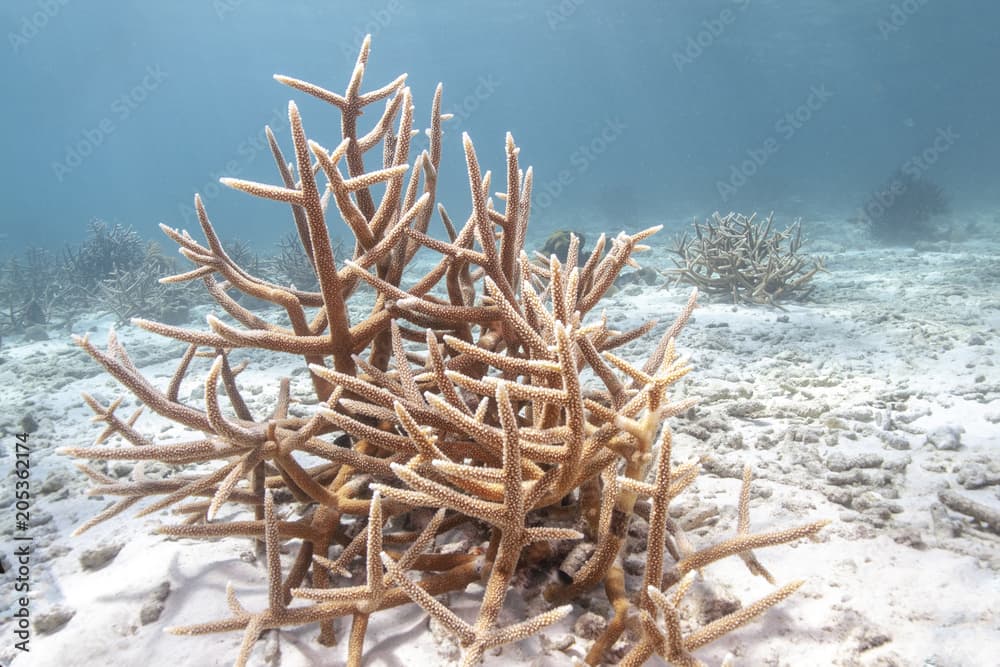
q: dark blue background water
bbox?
[2,0,996,252]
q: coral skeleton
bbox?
[668,211,825,306]
[65,38,827,666]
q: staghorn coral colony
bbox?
[64,38,827,666]
[668,212,825,307]
[863,171,950,246]
[0,220,197,334]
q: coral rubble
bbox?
[64,38,826,666]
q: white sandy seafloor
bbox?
[1,211,999,667]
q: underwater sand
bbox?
[1,214,999,666]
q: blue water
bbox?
[2,0,997,251]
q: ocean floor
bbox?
[1,218,999,666]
